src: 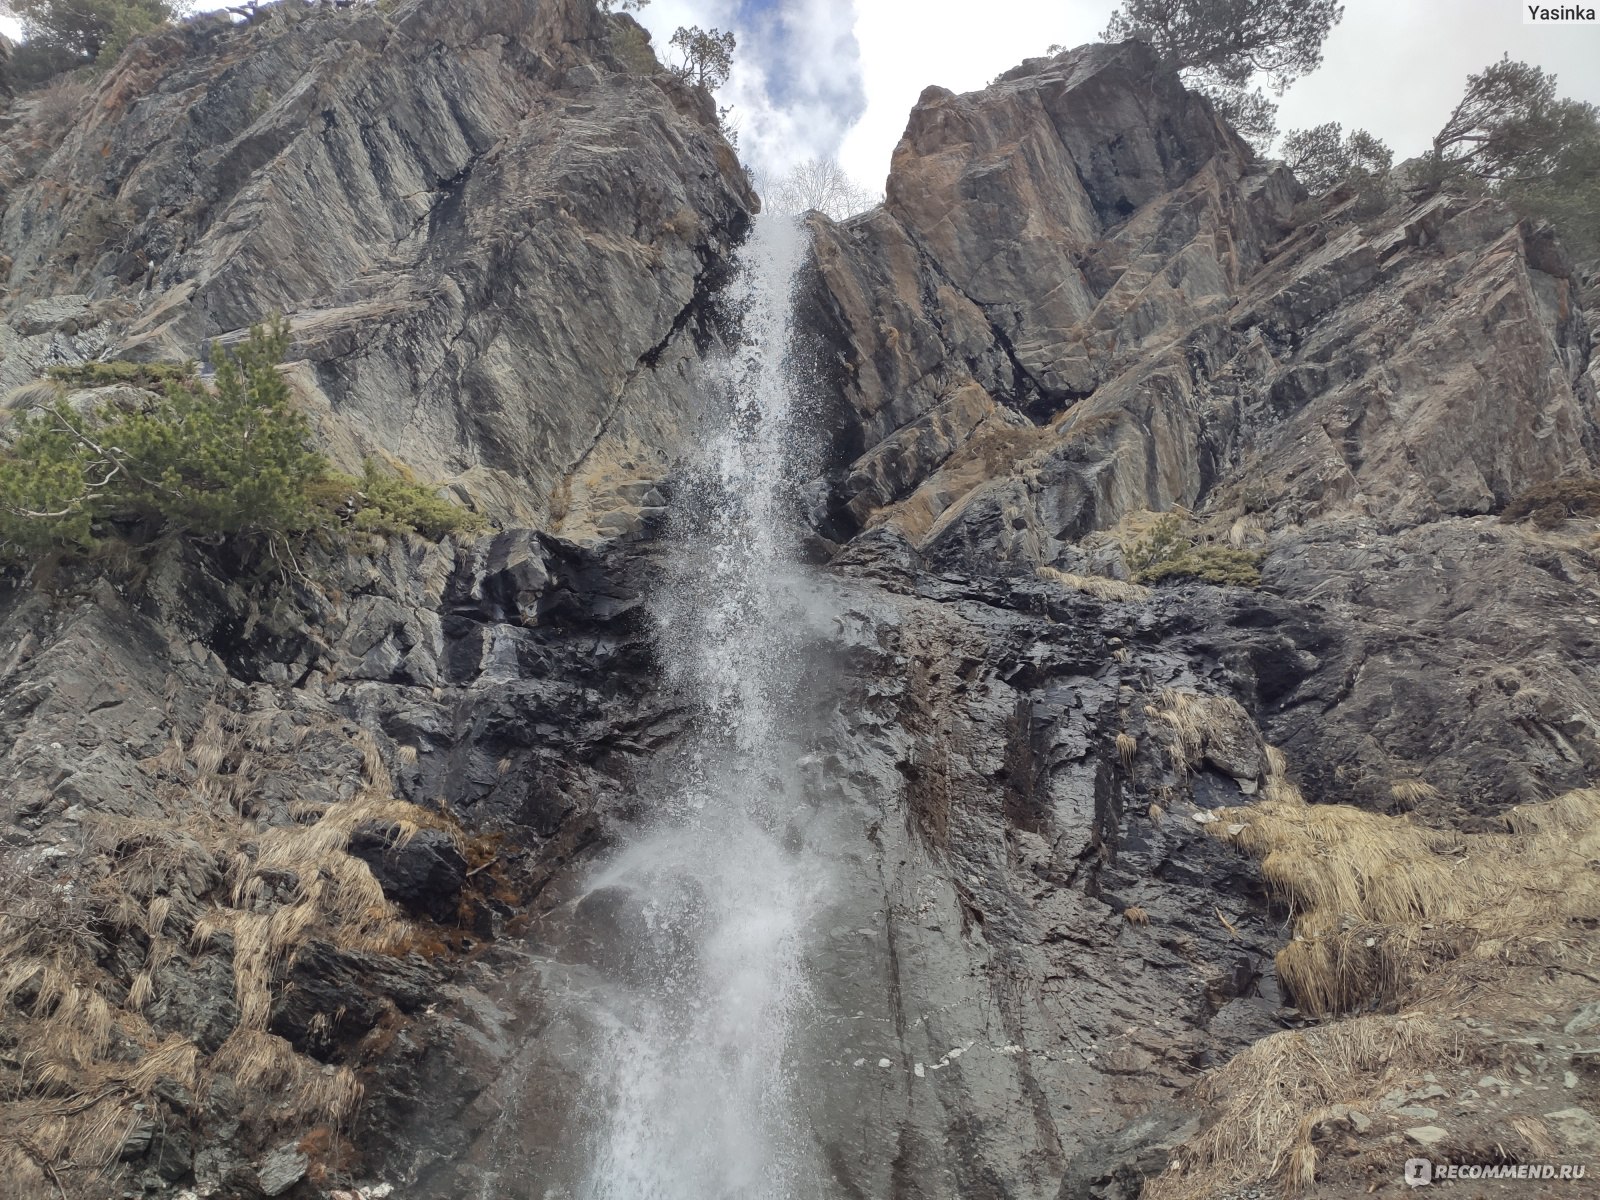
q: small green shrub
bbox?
[47,360,195,389]
[1126,512,1264,587]
[56,195,132,267]
[0,320,482,567]
[10,42,84,90]
[1138,546,1265,587]
[609,17,659,74]
[7,0,174,73]
[0,319,322,556]
[0,402,103,552]
[328,460,485,540]
[113,319,326,538]
[1124,513,1189,576]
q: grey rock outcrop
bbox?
[0,0,754,527]
[806,44,1594,557]
[801,40,1600,820]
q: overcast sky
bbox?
[633,0,1599,193]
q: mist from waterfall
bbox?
[578,211,825,1200]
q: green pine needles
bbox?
[1125,512,1265,588]
[121,319,325,539]
[0,318,482,567]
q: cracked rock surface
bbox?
[0,14,1598,1200]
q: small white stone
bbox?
[878,1058,891,1069]
[914,1063,925,1078]
[1405,1125,1449,1148]
[853,1058,866,1067]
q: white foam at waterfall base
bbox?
[579,212,828,1200]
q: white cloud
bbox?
[636,0,868,184]
[631,0,1103,197]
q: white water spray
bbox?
[579,211,824,1200]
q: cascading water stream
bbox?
[576,211,825,1200]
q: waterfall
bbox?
[578,211,824,1200]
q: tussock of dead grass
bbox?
[1116,732,1138,769]
[1148,689,1255,779]
[1214,781,1600,1017]
[1149,746,1600,1199]
[0,707,458,1195]
[0,1033,202,1196]
[1145,1013,1466,1200]
[1036,565,1151,603]
[1227,513,1269,549]
[1389,778,1442,809]
[213,1028,362,1124]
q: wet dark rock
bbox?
[269,940,439,1061]
[349,826,468,924]
[1058,1109,1203,1200]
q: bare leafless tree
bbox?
[763,156,877,221]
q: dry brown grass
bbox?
[1388,778,1442,810]
[0,707,458,1196]
[1037,564,1151,604]
[1124,905,1150,926]
[1210,783,1600,1017]
[1089,506,1192,555]
[1145,1013,1466,1200]
[212,1028,362,1124]
[1148,689,1255,779]
[1,379,65,418]
[1227,512,1269,549]
[1499,474,1600,529]
[1115,732,1138,770]
[1148,739,1600,1199]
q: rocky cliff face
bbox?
[1,8,1597,1200]
[804,41,1599,817]
[0,0,751,527]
